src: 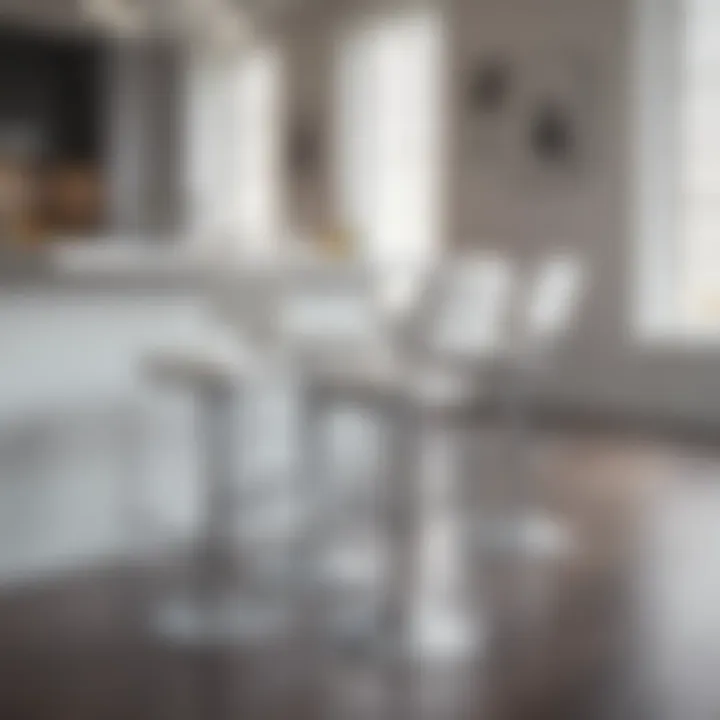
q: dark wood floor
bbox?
[0,426,716,720]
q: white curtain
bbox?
[679,0,720,328]
[335,10,445,268]
[186,46,284,252]
[231,46,284,251]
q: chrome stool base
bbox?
[152,593,291,646]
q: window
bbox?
[638,0,720,337]
[334,9,445,268]
[186,45,284,251]
[678,0,720,331]
[231,46,284,251]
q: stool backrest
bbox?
[209,254,282,355]
[276,257,382,363]
[415,253,514,367]
[522,254,585,351]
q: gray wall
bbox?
[444,0,720,424]
[447,0,632,412]
[274,0,720,424]
[106,40,183,236]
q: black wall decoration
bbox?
[530,101,576,170]
[468,58,512,115]
[520,50,594,185]
[466,48,594,188]
[466,56,515,169]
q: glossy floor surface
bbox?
[1,411,719,720]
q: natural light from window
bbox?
[186,44,283,253]
[678,0,720,333]
[639,0,720,340]
[334,9,445,270]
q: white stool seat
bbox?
[142,341,259,391]
[305,352,491,417]
[404,366,489,413]
[303,351,407,401]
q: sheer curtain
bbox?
[231,46,284,253]
[638,0,720,336]
[186,45,284,253]
[679,0,720,330]
[334,10,445,270]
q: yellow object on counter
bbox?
[320,225,355,258]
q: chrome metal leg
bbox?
[153,382,285,644]
[290,379,331,718]
[194,384,242,617]
[294,380,328,631]
[382,399,421,656]
[378,399,421,720]
[504,368,573,559]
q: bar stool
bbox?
[170,253,386,650]
[392,253,515,662]
[139,254,290,645]
[271,257,389,632]
[290,252,516,666]
[497,253,586,560]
